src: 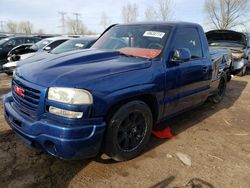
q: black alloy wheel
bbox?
[117,112,146,152]
[105,101,153,161]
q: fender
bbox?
[93,83,165,120]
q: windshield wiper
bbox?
[119,51,138,58]
[119,51,152,60]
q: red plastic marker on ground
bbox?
[152,127,175,139]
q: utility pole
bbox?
[73,12,81,34]
[58,11,67,34]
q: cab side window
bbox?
[174,28,203,59]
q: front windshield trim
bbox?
[92,24,172,59]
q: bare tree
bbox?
[157,0,173,21]
[144,0,173,21]
[144,7,157,21]
[100,12,111,29]
[6,21,18,33]
[0,21,5,32]
[19,21,33,34]
[121,3,138,23]
[204,0,250,30]
[66,17,87,35]
[85,30,97,35]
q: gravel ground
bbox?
[0,72,250,188]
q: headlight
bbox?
[48,87,93,105]
[232,52,244,59]
[49,106,83,119]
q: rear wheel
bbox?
[210,77,227,104]
[105,101,153,161]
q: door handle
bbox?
[202,66,208,73]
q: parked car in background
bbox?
[0,36,41,71]
[4,22,229,161]
[206,30,249,76]
[2,37,97,75]
[32,35,59,39]
[7,43,34,61]
[50,37,97,54]
[7,37,70,62]
[31,37,70,52]
[0,35,7,40]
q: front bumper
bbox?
[2,61,17,74]
[3,93,106,160]
[231,58,248,74]
[0,59,8,73]
[2,66,14,75]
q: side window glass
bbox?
[26,38,35,43]
[174,28,203,59]
[15,38,25,46]
[47,40,67,49]
[5,39,15,47]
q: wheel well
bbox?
[105,94,159,125]
[221,71,227,83]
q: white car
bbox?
[2,37,97,75]
[7,36,71,62]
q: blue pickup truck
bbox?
[3,22,228,161]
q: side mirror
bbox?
[171,48,191,63]
[31,45,38,51]
[44,46,51,51]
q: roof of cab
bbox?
[115,21,202,28]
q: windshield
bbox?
[31,39,52,50]
[50,39,89,54]
[0,38,9,46]
[92,25,171,59]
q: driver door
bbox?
[164,27,209,116]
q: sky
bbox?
[0,0,206,34]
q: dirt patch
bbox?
[0,73,250,188]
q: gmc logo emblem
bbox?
[14,85,25,97]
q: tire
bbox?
[5,72,13,76]
[105,101,153,161]
[227,74,232,82]
[238,65,246,77]
[210,77,227,104]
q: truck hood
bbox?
[206,30,247,46]
[16,51,52,67]
[16,49,152,87]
